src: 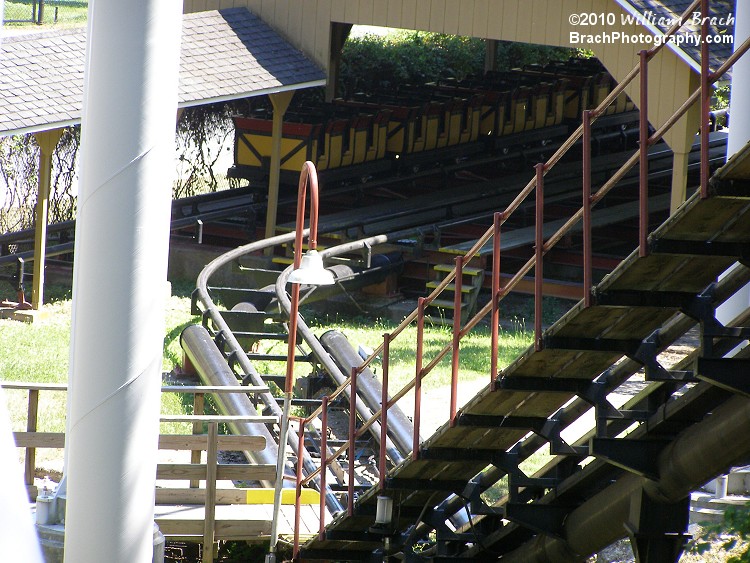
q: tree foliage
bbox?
[0,127,79,233]
[338,30,575,97]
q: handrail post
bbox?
[294,421,304,560]
[700,0,710,198]
[490,212,502,383]
[379,334,390,490]
[638,50,650,256]
[348,367,357,516]
[25,389,40,493]
[534,164,545,351]
[450,256,463,426]
[203,422,218,563]
[583,110,593,308]
[190,391,205,488]
[319,396,329,541]
[414,297,426,459]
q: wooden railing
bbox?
[2,381,278,563]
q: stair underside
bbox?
[301,142,750,558]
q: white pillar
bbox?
[718,1,750,328]
[63,0,181,561]
[728,1,750,157]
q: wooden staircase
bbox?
[297,139,750,561]
[425,262,484,324]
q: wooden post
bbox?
[25,389,40,496]
[326,23,352,101]
[32,129,63,310]
[484,39,498,73]
[202,422,218,563]
[190,392,205,488]
[264,91,295,254]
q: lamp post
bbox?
[267,161,334,563]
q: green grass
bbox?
[0,284,535,475]
[0,284,198,469]
[4,0,88,27]
[306,314,531,392]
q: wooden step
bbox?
[426,281,474,293]
[154,504,271,540]
[433,263,484,276]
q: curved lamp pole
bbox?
[267,161,334,563]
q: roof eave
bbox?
[612,0,702,75]
[177,79,327,109]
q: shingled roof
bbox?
[616,0,735,76]
[0,7,325,136]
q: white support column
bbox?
[63,0,181,561]
[729,1,750,157]
[717,1,750,328]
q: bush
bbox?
[338,31,575,97]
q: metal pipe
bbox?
[413,298,426,460]
[294,421,304,560]
[179,324,283,484]
[348,368,357,516]
[450,256,463,426]
[582,111,593,307]
[319,397,329,540]
[700,0,710,198]
[319,330,413,459]
[380,334,390,491]
[490,212,502,383]
[638,50,649,255]
[534,163,544,351]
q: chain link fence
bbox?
[3,0,88,26]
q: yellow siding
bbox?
[455,1,472,37]
[359,0,374,24]
[487,1,502,39]
[472,0,489,39]
[429,0,446,33]
[445,1,460,36]
[222,0,699,154]
[387,0,401,27]
[372,0,388,26]
[343,1,358,23]
[401,0,417,30]
[500,1,516,38]
[415,0,431,30]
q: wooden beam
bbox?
[264,90,295,252]
[326,22,352,101]
[12,432,267,452]
[31,129,64,310]
[203,422,218,563]
[156,463,277,481]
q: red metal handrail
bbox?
[289,2,750,552]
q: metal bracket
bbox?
[592,289,697,309]
[462,476,505,517]
[631,331,697,382]
[697,357,750,397]
[504,503,569,539]
[625,489,690,563]
[649,237,749,260]
[589,437,671,480]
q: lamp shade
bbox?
[287,249,335,286]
